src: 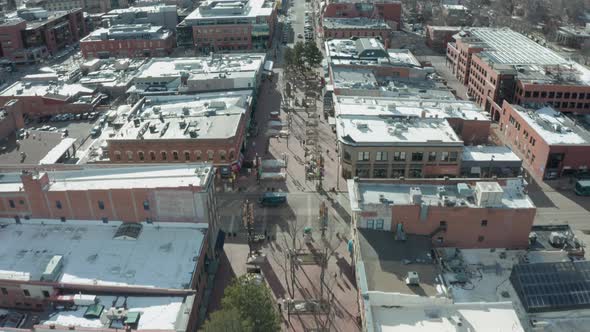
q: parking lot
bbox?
[25,111,105,152]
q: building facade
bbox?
[348,177,536,248]
[100,91,252,170]
[24,0,128,13]
[102,5,178,30]
[80,24,175,59]
[0,8,87,64]
[322,17,394,47]
[498,102,590,179]
[446,28,590,116]
[322,0,401,32]
[425,25,461,52]
[177,0,277,52]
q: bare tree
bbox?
[269,215,305,299]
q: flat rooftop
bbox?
[42,294,193,331]
[323,17,391,30]
[134,54,265,79]
[462,145,521,162]
[0,220,207,289]
[0,164,213,192]
[458,28,567,65]
[110,91,250,141]
[184,0,274,22]
[334,95,488,121]
[357,229,440,295]
[348,178,535,209]
[325,38,387,59]
[515,63,590,86]
[82,24,172,41]
[371,302,524,332]
[107,4,176,15]
[337,116,463,146]
[513,105,590,145]
[0,74,95,100]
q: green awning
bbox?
[125,312,141,325]
[83,304,104,319]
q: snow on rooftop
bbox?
[334,96,488,121]
[184,0,273,21]
[0,220,207,289]
[515,106,590,145]
[371,302,524,332]
[49,165,212,191]
[0,80,94,99]
[462,146,521,162]
[349,179,534,210]
[111,91,251,141]
[134,54,264,79]
[38,138,77,165]
[43,295,188,331]
[337,116,462,146]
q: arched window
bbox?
[219,150,226,161]
[172,151,179,161]
[229,149,235,160]
[195,151,202,160]
[161,151,167,161]
[149,151,156,161]
[184,151,191,161]
[126,151,133,161]
[138,151,145,161]
[207,150,214,160]
[114,151,121,161]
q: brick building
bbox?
[0,8,86,64]
[499,102,590,179]
[0,99,25,140]
[425,25,461,52]
[24,0,128,13]
[446,28,590,116]
[177,0,277,52]
[80,24,175,59]
[334,95,491,179]
[102,5,178,30]
[348,177,536,248]
[95,91,253,170]
[322,0,401,32]
[322,17,394,47]
[0,73,100,118]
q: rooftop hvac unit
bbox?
[41,255,64,282]
[474,182,504,207]
[549,232,566,247]
[405,271,420,286]
[410,187,422,204]
[437,186,446,198]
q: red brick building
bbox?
[100,91,252,169]
[322,17,394,47]
[0,73,100,118]
[322,0,402,32]
[447,28,590,117]
[0,99,25,140]
[80,24,176,59]
[178,0,277,52]
[349,177,536,249]
[425,25,461,52]
[498,101,590,179]
[0,8,86,64]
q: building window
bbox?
[393,151,406,161]
[219,151,226,161]
[366,219,374,229]
[478,235,485,242]
[127,151,133,161]
[564,92,571,99]
[481,220,488,226]
[357,151,370,161]
[98,200,105,210]
[207,150,214,160]
[549,91,555,98]
[1,288,7,295]
[56,200,62,209]
[161,151,167,160]
[441,152,449,161]
[532,91,539,98]
[375,151,388,161]
[556,92,563,99]
[411,152,424,161]
[355,168,370,177]
[143,200,150,211]
[150,151,156,161]
[184,151,191,161]
[343,150,351,161]
[42,290,50,298]
[229,150,235,160]
[409,166,422,178]
[375,219,384,230]
[195,151,202,160]
[114,152,121,161]
[428,152,437,162]
[23,289,30,297]
[373,168,387,178]
[172,151,179,161]
[440,221,447,227]
[8,200,15,208]
[102,217,108,224]
[449,152,458,162]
